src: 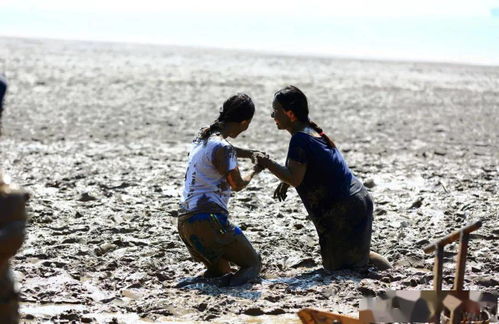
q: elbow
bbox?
[230,183,245,192]
[287,178,302,188]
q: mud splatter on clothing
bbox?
[312,188,373,270]
[179,135,237,216]
[287,132,371,270]
[177,213,257,269]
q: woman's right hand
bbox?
[273,182,290,201]
[249,150,267,164]
[253,152,271,168]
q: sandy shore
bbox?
[0,37,498,323]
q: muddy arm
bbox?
[255,154,306,187]
[233,146,265,160]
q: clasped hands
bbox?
[250,151,290,201]
[250,151,269,172]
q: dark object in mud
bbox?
[175,272,235,288]
[363,179,375,189]
[291,257,317,269]
[409,197,424,209]
[78,192,97,202]
[243,307,265,316]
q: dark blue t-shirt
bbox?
[286,132,363,216]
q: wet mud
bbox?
[0,37,498,323]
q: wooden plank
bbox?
[434,245,444,292]
[433,245,444,324]
[453,232,469,291]
[298,308,361,324]
[423,220,481,254]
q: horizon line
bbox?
[1,34,499,68]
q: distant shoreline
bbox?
[2,35,498,69]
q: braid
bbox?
[196,120,223,143]
[309,120,336,148]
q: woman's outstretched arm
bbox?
[233,146,266,161]
[226,166,262,192]
[213,145,262,192]
[255,154,306,188]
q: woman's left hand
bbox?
[273,182,290,201]
[253,152,271,168]
[249,150,267,163]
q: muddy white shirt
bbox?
[179,135,237,216]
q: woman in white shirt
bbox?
[178,93,262,286]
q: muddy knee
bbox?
[225,252,262,287]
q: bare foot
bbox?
[369,251,392,270]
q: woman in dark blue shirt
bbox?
[256,85,391,271]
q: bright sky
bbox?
[1,0,499,64]
[1,0,498,16]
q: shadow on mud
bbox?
[175,268,371,301]
[266,268,368,292]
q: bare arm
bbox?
[213,145,262,192]
[226,166,261,192]
[233,147,269,164]
[256,154,306,187]
[233,146,255,159]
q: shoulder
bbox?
[289,132,310,146]
[209,137,233,152]
[209,138,236,160]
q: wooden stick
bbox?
[453,232,469,291]
[434,245,444,291]
[423,220,481,254]
[433,245,444,324]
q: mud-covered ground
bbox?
[1,37,498,323]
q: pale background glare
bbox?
[2,0,497,16]
[1,0,499,64]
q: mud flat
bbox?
[0,37,498,323]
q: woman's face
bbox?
[271,99,291,130]
[229,118,252,138]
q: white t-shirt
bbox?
[179,135,237,216]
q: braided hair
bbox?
[197,93,255,142]
[274,85,336,148]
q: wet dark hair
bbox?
[197,93,255,142]
[274,85,336,148]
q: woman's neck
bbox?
[220,123,234,139]
[288,121,309,135]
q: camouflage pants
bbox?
[178,213,259,276]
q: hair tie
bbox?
[319,132,325,136]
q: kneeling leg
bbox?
[222,234,261,286]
